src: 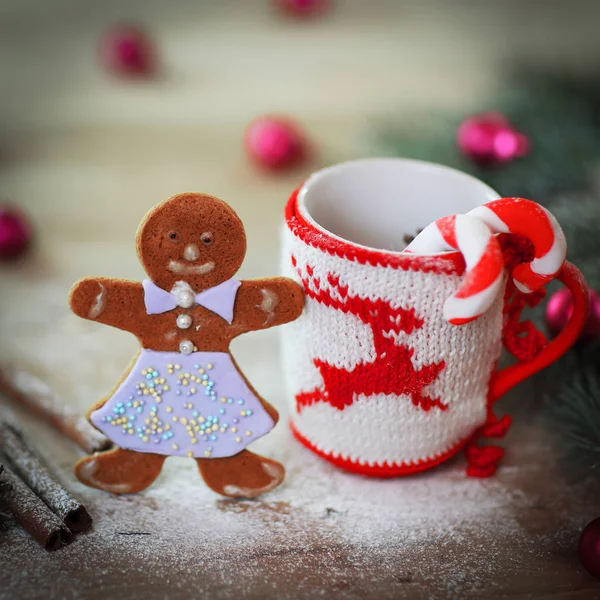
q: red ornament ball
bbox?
[579,518,600,579]
[457,112,530,165]
[276,0,331,17]
[545,287,600,342]
[100,25,154,76]
[0,206,31,260]
[245,116,308,171]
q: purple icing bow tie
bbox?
[142,279,241,323]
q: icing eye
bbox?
[168,231,179,242]
[200,232,214,246]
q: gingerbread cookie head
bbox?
[136,192,247,292]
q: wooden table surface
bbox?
[1,1,600,598]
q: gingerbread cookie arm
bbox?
[69,277,148,334]
[230,277,304,336]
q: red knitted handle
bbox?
[489,261,589,403]
[466,261,589,478]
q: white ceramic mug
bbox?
[280,158,588,477]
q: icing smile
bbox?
[167,260,215,275]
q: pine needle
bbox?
[544,344,600,478]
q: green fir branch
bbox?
[544,344,600,478]
[374,70,600,200]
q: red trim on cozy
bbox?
[290,419,470,478]
[463,262,589,477]
[285,188,467,274]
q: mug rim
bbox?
[286,158,500,273]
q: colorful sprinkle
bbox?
[96,354,269,459]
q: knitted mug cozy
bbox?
[280,159,588,478]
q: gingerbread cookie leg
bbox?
[196,450,285,498]
[74,448,166,494]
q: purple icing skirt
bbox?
[90,350,275,458]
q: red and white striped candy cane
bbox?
[467,197,567,294]
[405,214,504,325]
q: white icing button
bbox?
[176,314,192,329]
[177,290,195,309]
[180,340,194,355]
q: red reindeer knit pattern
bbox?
[280,195,540,478]
[282,194,565,479]
[294,267,447,413]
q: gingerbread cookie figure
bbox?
[69,192,304,498]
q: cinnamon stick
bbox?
[0,463,72,551]
[0,422,92,533]
[0,364,112,454]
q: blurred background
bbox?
[2,0,600,427]
[2,0,600,279]
[1,0,600,439]
[2,1,600,594]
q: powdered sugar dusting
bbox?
[0,279,596,597]
[258,288,280,325]
[87,284,107,319]
[222,484,257,497]
[0,402,592,598]
[76,459,133,495]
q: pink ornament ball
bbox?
[276,0,331,17]
[0,206,31,260]
[579,518,600,579]
[457,112,530,165]
[100,25,154,76]
[545,287,600,342]
[245,116,308,171]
